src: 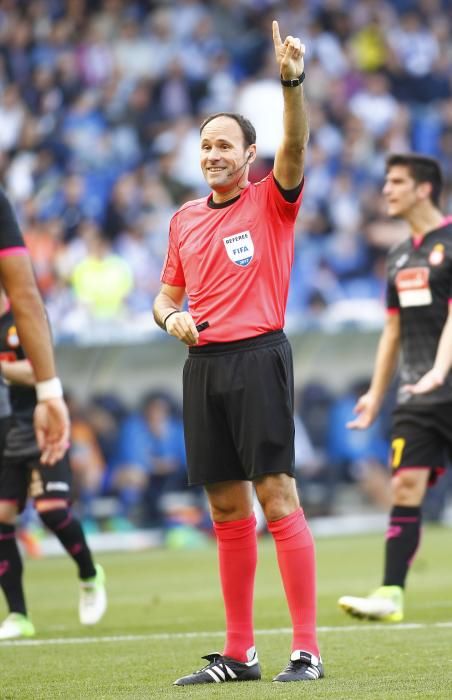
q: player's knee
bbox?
[255,474,299,521]
[0,501,18,524]
[258,486,299,521]
[262,498,298,522]
[392,470,426,505]
[210,501,251,521]
[207,481,253,521]
[35,498,68,514]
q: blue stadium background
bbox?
[2,0,451,537]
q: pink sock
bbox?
[267,508,319,656]
[213,514,257,662]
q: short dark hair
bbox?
[200,112,256,148]
[386,153,443,206]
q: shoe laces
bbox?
[284,658,309,673]
[198,653,226,673]
[286,651,317,673]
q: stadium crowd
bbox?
[0,0,451,339]
[1,0,451,534]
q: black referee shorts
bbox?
[183,330,295,486]
[390,402,452,486]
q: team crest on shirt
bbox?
[6,326,19,347]
[223,230,254,267]
[429,243,445,266]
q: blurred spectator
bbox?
[71,224,133,319]
[294,413,334,517]
[113,16,156,81]
[0,84,27,151]
[349,72,399,138]
[113,391,187,528]
[53,174,97,242]
[87,393,126,476]
[22,205,63,297]
[76,23,114,87]
[327,379,391,510]
[67,393,107,533]
[103,173,141,242]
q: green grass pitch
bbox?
[0,527,451,699]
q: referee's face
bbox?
[383,165,421,219]
[200,116,249,194]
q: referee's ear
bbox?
[246,147,256,165]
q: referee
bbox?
[339,154,452,622]
[153,21,322,685]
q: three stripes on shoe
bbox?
[205,662,239,682]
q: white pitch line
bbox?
[0,621,451,648]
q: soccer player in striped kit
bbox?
[339,154,452,622]
[153,20,323,685]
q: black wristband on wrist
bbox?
[163,310,179,331]
[280,72,305,87]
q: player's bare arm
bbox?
[0,358,35,386]
[0,255,57,381]
[272,20,308,190]
[347,312,401,430]
[403,304,452,395]
[153,283,200,346]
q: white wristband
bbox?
[36,377,63,402]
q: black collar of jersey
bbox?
[207,193,241,209]
[411,221,452,245]
[207,174,304,209]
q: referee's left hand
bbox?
[272,20,305,80]
[166,311,199,346]
[402,368,444,395]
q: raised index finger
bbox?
[272,20,283,49]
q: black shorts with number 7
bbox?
[390,403,452,486]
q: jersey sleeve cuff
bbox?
[0,246,28,258]
[160,274,185,286]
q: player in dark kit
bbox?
[153,21,323,684]
[0,188,69,466]
[0,291,107,639]
[339,154,452,622]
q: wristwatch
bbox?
[280,72,305,87]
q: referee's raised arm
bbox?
[272,20,308,191]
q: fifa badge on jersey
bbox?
[7,325,19,348]
[223,230,254,267]
[429,243,445,266]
